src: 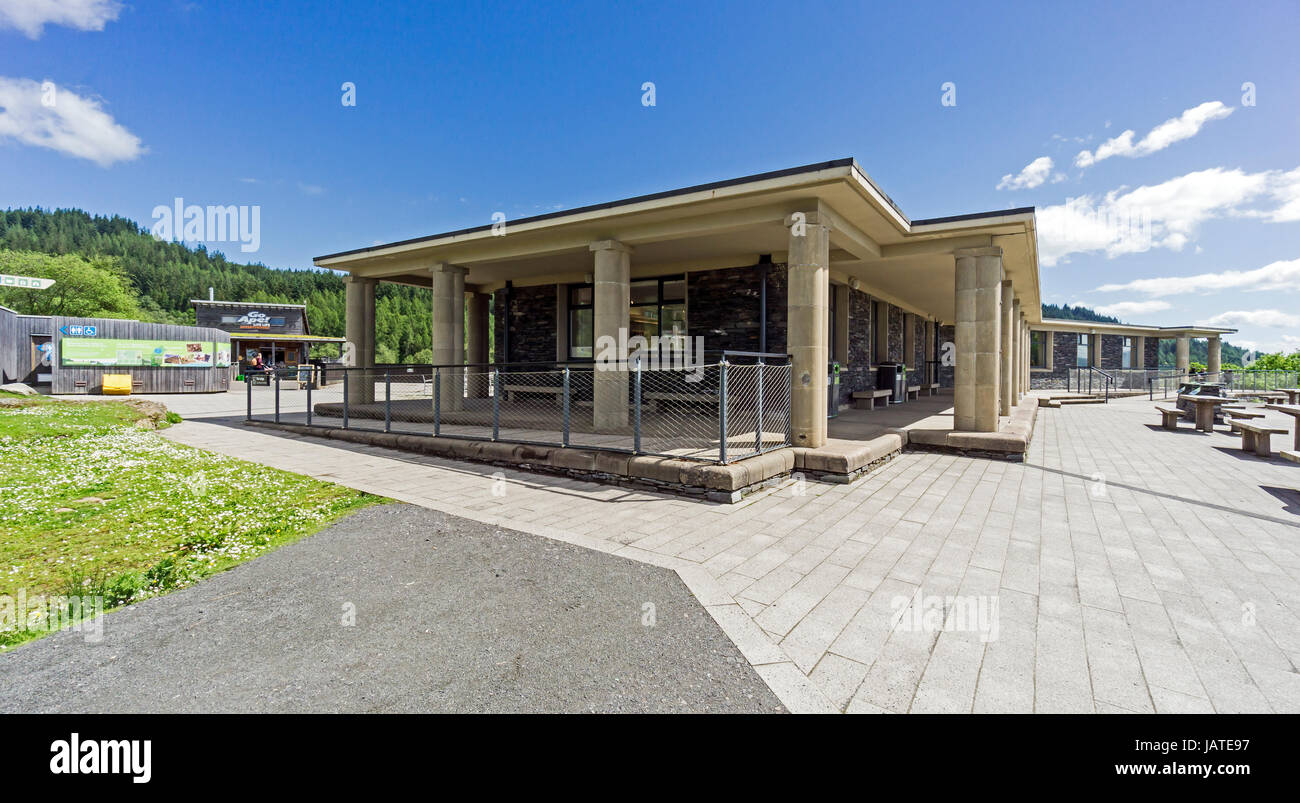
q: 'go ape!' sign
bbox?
[0,273,56,290]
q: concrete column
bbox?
[954,246,1003,432]
[344,274,376,404]
[1133,335,1146,370]
[466,291,490,397]
[999,282,1014,415]
[1010,297,1022,403]
[1176,335,1190,375]
[591,239,632,431]
[786,211,831,448]
[1207,335,1221,376]
[1023,317,1030,395]
[430,263,467,411]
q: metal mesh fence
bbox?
[244,356,793,464]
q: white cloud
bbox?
[1075,101,1233,168]
[1096,257,1300,297]
[1038,167,1298,266]
[997,157,1055,191]
[0,77,143,166]
[1091,300,1172,318]
[1204,309,1300,329]
[0,0,121,38]
[297,182,325,196]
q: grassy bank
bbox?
[0,393,379,649]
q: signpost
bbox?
[0,273,56,290]
[59,324,98,337]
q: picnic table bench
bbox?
[923,383,940,396]
[1155,405,1187,429]
[1264,403,1300,452]
[852,388,892,410]
[906,385,921,401]
[1236,421,1288,458]
[1225,409,1265,432]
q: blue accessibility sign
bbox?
[59,324,98,337]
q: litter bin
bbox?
[827,362,841,418]
[877,362,906,404]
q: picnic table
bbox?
[1178,394,1234,432]
[1264,403,1300,451]
[1277,388,1300,405]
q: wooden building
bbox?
[0,305,231,394]
[192,299,344,369]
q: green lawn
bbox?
[0,392,380,649]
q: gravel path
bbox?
[0,504,782,713]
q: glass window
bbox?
[567,276,687,359]
[660,303,687,351]
[1030,331,1048,368]
[568,283,593,359]
[1076,334,1090,368]
[569,308,592,359]
[1121,337,1133,369]
[570,286,592,306]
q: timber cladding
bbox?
[26,315,233,394]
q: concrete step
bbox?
[1057,397,1107,405]
[1048,393,1097,400]
[1282,450,1300,465]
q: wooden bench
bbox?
[906,385,921,401]
[1237,421,1288,457]
[1155,405,1187,429]
[923,383,940,397]
[1226,409,1265,432]
[852,389,892,410]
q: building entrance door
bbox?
[27,335,52,384]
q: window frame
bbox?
[565,275,686,361]
[1076,333,1090,368]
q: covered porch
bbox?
[312,159,1043,468]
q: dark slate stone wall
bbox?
[763,264,788,356]
[887,306,904,362]
[686,265,762,353]
[839,286,874,406]
[938,324,955,388]
[906,316,928,387]
[1145,337,1159,369]
[1031,331,1081,389]
[494,284,556,364]
[1100,334,1123,369]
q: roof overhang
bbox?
[1034,318,1237,338]
[314,159,1041,324]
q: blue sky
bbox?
[2,0,1298,352]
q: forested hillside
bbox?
[1039,303,1122,324]
[0,208,434,362]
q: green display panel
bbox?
[61,338,222,368]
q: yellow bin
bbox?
[102,374,133,395]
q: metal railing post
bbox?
[341,371,348,429]
[492,367,501,440]
[562,366,571,447]
[718,357,729,464]
[274,370,281,423]
[246,374,252,421]
[633,357,642,454]
[384,371,392,433]
[756,357,765,454]
[433,368,441,436]
[306,372,312,426]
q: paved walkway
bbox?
[1,505,782,713]
[146,390,1300,713]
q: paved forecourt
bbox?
[137,389,1300,713]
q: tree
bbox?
[0,250,139,319]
